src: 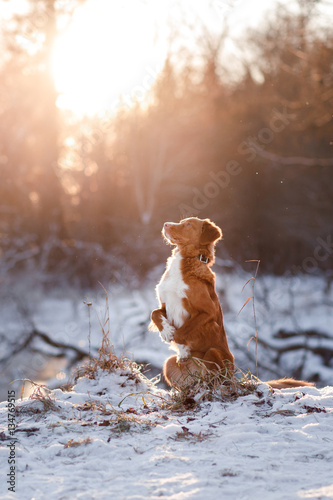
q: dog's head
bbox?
[162,217,222,250]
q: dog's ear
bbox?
[200,219,222,245]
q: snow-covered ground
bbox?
[1,266,332,402]
[1,267,333,499]
[1,367,333,500]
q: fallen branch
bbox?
[251,145,333,167]
[0,328,89,366]
[258,337,333,364]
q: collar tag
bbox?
[199,254,209,264]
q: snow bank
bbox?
[1,270,332,403]
[1,369,333,500]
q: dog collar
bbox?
[198,254,210,264]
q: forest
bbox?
[1,4,333,498]
[1,0,332,289]
[0,0,332,401]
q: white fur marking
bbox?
[159,317,175,343]
[177,344,191,362]
[156,252,190,357]
[157,252,189,328]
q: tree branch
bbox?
[252,145,333,167]
[0,328,89,366]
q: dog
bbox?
[150,217,314,390]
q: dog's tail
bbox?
[266,378,315,390]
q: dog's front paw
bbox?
[159,321,175,343]
[176,344,191,363]
[177,355,190,363]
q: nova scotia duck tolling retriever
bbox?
[150,217,314,390]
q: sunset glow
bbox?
[50,0,289,117]
[52,0,167,116]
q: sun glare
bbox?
[52,0,167,116]
[52,0,300,117]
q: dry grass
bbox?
[109,413,155,436]
[14,284,262,421]
[72,287,260,416]
[165,361,259,412]
[170,427,212,443]
[75,399,107,413]
[64,438,92,448]
[14,379,59,414]
[72,289,150,389]
[72,351,149,389]
[29,385,59,412]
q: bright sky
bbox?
[51,0,278,116]
[1,0,332,117]
[52,0,169,116]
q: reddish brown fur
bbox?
[150,217,314,391]
[150,217,234,388]
[266,378,314,389]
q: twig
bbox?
[239,260,260,378]
[83,299,93,361]
[250,144,333,167]
[0,328,89,366]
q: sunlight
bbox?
[51,0,282,117]
[52,0,167,116]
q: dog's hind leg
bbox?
[163,355,202,388]
[202,348,235,375]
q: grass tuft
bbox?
[12,379,59,414]
[64,438,92,448]
[73,288,151,390]
[170,427,212,443]
[165,362,259,412]
[29,384,59,412]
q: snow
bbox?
[1,268,333,498]
[1,269,333,402]
[1,368,333,499]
